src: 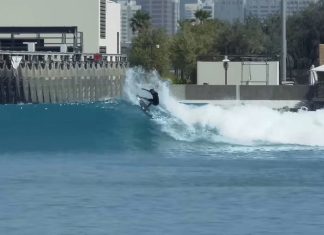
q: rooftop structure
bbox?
[0,0,121,54]
[0,26,82,53]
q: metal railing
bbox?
[0,51,128,68]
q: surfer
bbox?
[138,88,159,109]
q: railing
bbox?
[0,51,128,68]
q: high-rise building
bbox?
[118,0,141,46]
[245,0,319,20]
[213,0,318,23]
[214,0,246,23]
[136,0,178,35]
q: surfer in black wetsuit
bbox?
[139,88,159,109]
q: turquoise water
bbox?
[1,70,324,234]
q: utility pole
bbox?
[281,0,287,83]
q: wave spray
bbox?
[124,68,324,146]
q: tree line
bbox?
[129,0,324,84]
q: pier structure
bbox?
[0,51,127,104]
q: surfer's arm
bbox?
[141,88,150,92]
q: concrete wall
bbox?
[0,0,119,53]
[0,61,126,104]
[169,84,186,100]
[185,85,236,100]
[169,84,321,109]
[170,84,314,101]
[197,61,279,85]
[239,85,313,100]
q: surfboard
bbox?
[137,96,153,118]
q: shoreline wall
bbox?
[170,85,315,101]
[170,84,324,110]
[0,62,126,104]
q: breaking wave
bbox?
[124,68,324,147]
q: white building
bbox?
[197,60,280,85]
[0,0,121,54]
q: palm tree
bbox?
[194,9,211,24]
[130,10,151,33]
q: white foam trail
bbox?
[124,68,324,146]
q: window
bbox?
[117,32,120,54]
[100,0,106,39]
[99,46,106,54]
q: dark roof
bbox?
[0,26,78,34]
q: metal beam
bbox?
[0,26,78,34]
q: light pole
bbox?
[222,55,230,85]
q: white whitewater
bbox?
[124,68,324,147]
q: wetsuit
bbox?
[148,89,159,105]
[140,88,159,109]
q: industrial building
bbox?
[0,0,121,54]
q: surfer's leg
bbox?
[139,96,150,102]
[145,102,152,110]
